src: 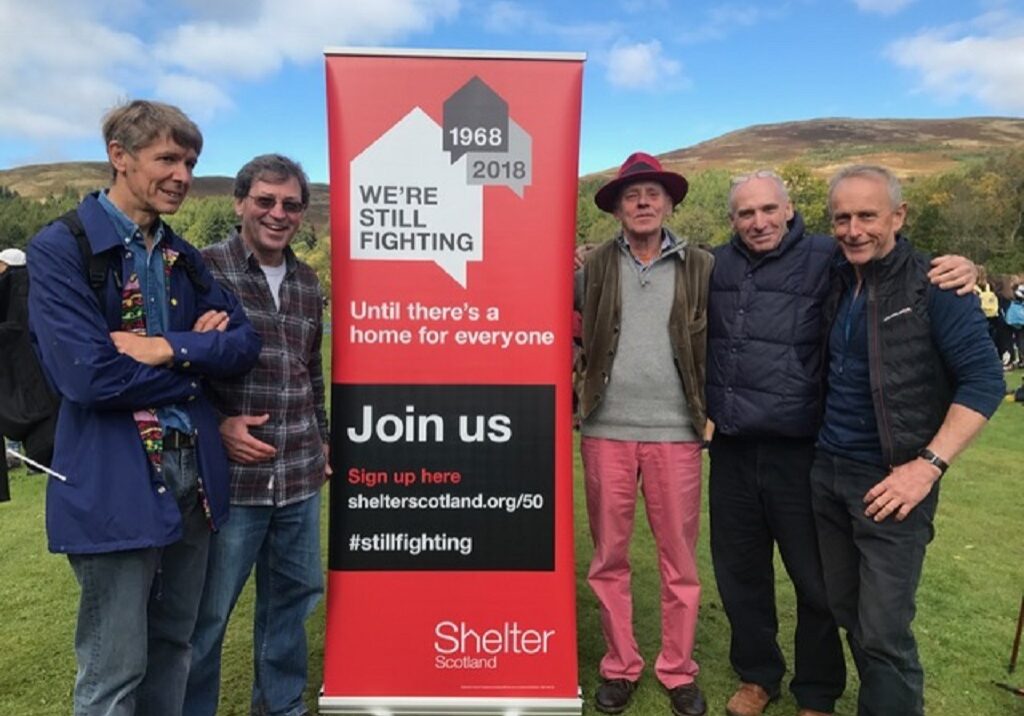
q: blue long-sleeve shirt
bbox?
[819,277,1005,466]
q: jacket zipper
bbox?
[866,271,895,467]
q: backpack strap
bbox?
[56,209,121,298]
[56,211,210,296]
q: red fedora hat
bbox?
[594,152,688,213]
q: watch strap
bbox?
[918,448,949,477]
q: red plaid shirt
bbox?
[202,231,328,506]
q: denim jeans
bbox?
[811,449,939,716]
[709,436,845,713]
[185,492,323,716]
[68,447,209,716]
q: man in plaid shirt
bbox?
[185,154,330,716]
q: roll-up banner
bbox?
[321,48,585,715]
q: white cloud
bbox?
[153,74,234,122]
[852,0,916,15]
[157,0,460,79]
[175,0,257,22]
[0,0,459,149]
[605,40,685,91]
[0,2,147,139]
[888,11,1024,112]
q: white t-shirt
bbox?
[260,262,287,310]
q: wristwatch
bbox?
[917,448,949,477]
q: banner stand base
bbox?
[318,692,584,715]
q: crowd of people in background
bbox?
[976,271,1024,370]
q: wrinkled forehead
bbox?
[829,172,901,212]
[134,131,198,158]
[731,175,788,209]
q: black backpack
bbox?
[0,209,208,469]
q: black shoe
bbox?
[595,678,637,714]
[668,683,706,716]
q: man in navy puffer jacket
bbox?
[706,170,974,716]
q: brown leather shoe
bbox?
[726,683,774,716]
[797,711,832,716]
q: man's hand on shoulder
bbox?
[192,310,229,333]
[110,332,173,366]
[575,243,596,270]
[863,459,941,522]
[928,255,977,296]
[220,414,278,464]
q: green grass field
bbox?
[2,387,1023,715]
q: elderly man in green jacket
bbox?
[575,151,713,716]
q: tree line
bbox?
[0,189,332,296]
[1,151,1021,286]
[577,151,1024,274]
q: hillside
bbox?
[587,116,1024,180]
[0,161,332,229]
[2,117,1022,214]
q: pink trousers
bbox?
[581,437,703,688]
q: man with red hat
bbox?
[575,152,713,716]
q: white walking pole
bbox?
[5,446,67,482]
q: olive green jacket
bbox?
[575,234,713,437]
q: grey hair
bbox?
[233,154,310,208]
[728,169,790,215]
[828,164,902,214]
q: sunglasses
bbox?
[731,169,782,186]
[248,194,305,215]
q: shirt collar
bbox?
[97,190,164,248]
[616,228,684,264]
[229,227,297,275]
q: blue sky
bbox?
[1,0,1021,182]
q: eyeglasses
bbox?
[247,195,305,215]
[731,169,783,186]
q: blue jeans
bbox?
[185,492,323,716]
[68,447,210,716]
[811,450,939,716]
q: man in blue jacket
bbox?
[812,165,1003,716]
[706,170,976,716]
[27,99,261,716]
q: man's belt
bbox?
[163,430,196,450]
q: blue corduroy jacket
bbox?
[27,192,261,554]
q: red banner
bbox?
[322,49,584,714]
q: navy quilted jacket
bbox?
[707,213,835,438]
